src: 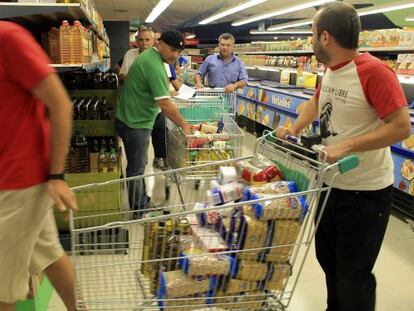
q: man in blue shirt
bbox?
[195,33,248,94]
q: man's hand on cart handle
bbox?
[225,83,237,94]
[275,126,296,139]
[182,123,193,135]
[47,180,78,212]
[195,82,204,89]
[319,143,352,164]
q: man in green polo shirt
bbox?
[116,30,191,215]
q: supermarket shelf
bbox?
[0,2,109,46]
[359,46,414,52]
[235,50,313,55]
[246,65,413,84]
[246,65,324,76]
[49,58,110,72]
[236,46,414,55]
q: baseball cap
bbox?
[160,30,185,50]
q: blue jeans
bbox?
[116,119,151,211]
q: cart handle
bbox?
[264,130,360,174]
[337,155,359,174]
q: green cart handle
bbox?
[338,155,359,174]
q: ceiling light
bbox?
[232,0,334,26]
[199,0,269,25]
[268,20,313,31]
[268,0,414,31]
[145,0,174,23]
[250,29,313,34]
[186,34,196,39]
[358,0,414,16]
[406,16,414,21]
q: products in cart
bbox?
[206,182,244,206]
[243,181,308,220]
[265,219,301,263]
[235,215,268,259]
[233,260,268,281]
[223,278,258,294]
[262,263,291,291]
[179,249,232,276]
[157,270,213,298]
[236,154,284,184]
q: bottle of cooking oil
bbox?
[165,229,180,271]
[150,221,167,294]
[59,20,72,64]
[98,147,108,173]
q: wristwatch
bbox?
[47,174,65,181]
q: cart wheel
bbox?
[194,180,200,190]
[165,186,171,201]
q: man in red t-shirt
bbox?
[0,21,78,310]
[276,3,410,311]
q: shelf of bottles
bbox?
[0,1,109,46]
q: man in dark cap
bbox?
[116,30,190,215]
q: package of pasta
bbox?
[231,291,267,311]
[225,278,258,294]
[265,219,301,263]
[243,181,308,220]
[262,264,291,291]
[159,294,207,311]
[179,249,233,276]
[157,270,212,299]
[232,260,269,281]
[236,215,268,255]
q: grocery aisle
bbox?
[48,132,414,311]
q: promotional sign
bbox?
[236,97,256,121]
[392,123,414,196]
[257,88,309,114]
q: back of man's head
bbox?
[316,2,360,49]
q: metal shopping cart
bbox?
[193,88,237,117]
[166,90,243,195]
[69,131,359,311]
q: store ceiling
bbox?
[97,0,374,29]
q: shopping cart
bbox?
[166,91,243,194]
[69,131,359,311]
[193,88,237,117]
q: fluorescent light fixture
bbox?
[406,16,414,21]
[145,0,174,23]
[199,0,269,25]
[358,0,414,16]
[268,19,313,31]
[268,0,414,31]
[250,29,313,34]
[186,34,196,39]
[232,0,334,26]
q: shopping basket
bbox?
[69,131,359,310]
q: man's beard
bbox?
[313,41,330,65]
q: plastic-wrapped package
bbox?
[226,278,258,294]
[159,294,207,311]
[236,154,284,184]
[237,215,268,255]
[231,291,267,310]
[179,249,232,276]
[158,270,211,298]
[263,264,290,291]
[266,219,301,263]
[243,181,308,220]
[235,260,268,281]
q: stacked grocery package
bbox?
[141,153,308,310]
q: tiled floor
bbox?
[48,132,414,310]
